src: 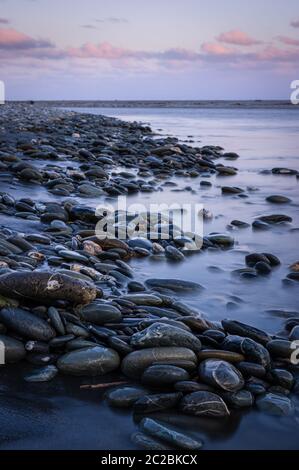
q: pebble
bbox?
[24,365,58,382]
[140,417,203,450]
[0,307,56,341]
[266,195,291,204]
[107,386,146,408]
[131,432,172,450]
[258,214,292,224]
[0,271,97,305]
[80,302,122,325]
[145,278,204,292]
[222,335,271,368]
[222,319,271,345]
[141,364,190,386]
[221,390,254,408]
[207,233,234,247]
[267,369,294,390]
[57,346,120,376]
[130,322,202,351]
[199,359,245,392]
[256,393,294,416]
[236,362,266,378]
[179,391,230,418]
[165,245,185,261]
[48,306,65,335]
[266,339,293,358]
[289,325,299,341]
[197,349,245,362]
[121,347,197,379]
[133,392,182,413]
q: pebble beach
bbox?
[0,102,299,450]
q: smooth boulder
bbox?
[0,307,55,341]
[121,347,197,379]
[57,346,120,376]
[179,391,230,418]
[199,359,244,392]
[0,271,97,305]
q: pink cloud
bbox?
[201,42,234,55]
[276,35,299,46]
[0,27,53,49]
[0,26,298,75]
[0,18,10,25]
[67,42,133,59]
[290,19,299,28]
[217,30,262,46]
[254,45,299,62]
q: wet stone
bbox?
[0,307,55,342]
[107,386,146,408]
[245,378,268,396]
[47,306,65,335]
[255,261,272,275]
[236,362,266,378]
[133,392,182,413]
[24,365,58,382]
[222,335,271,368]
[198,349,244,363]
[267,369,294,390]
[289,325,299,341]
[122,347,197,379]
[165,246,185,261]
[199,359,245,392]
[0,271,97,306]
[221,390,254,408]
[256,393,294,416]
[222,319,271,345]
[179,391,230,418]
[140,417,203,450]
[145,278,204,292]
[80,302,122,325]
[57,346,120,376]
[130,322,202,352]
[266,339,293,358]
[132,432,172,451]
[266,195,291,204]
[128,281,146,292]
[141,364,190,386]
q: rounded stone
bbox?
[107,386,146,408]
[199,359,244,392]
[121,347,197,379]
[141,364,190,386]
[57,346,120,376]
[0,307,56,341]
[179,391,230,418]
[256,393,294,416]
[130,322,202,352]
[80,302,122,325]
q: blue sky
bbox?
[1,0,299,99]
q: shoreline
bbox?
[0,103,298,450]
[5,100,299,110]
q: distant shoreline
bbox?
[6,100,299,109]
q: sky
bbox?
[0,0,299,100]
